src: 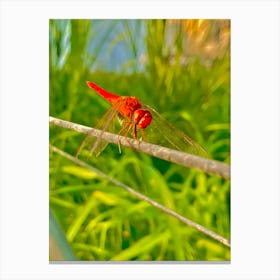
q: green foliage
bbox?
[49,19,230,261]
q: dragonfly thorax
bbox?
[113,96,142,119]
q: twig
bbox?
[50,145,231,248]
[49,116,230,179]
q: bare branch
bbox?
[49,116,230,179]
[50,145,231,248]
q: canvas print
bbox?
[49,19,230,261]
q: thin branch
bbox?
[50,116,230,179]
[50,145,231,248]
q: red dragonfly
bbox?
[76,81,207,158]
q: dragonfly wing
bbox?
[143,104,208,157]
[89,106,118,157]
[76,106,119,158]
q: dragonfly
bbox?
[76,81,208,158]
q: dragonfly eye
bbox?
[133,109,152,129]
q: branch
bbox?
[49,116,230,179]
[50,145,231,248]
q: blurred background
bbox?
[49,19,230,261]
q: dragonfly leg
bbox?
[139,128,147,142]
[117,121,132,152]
[133,125,142,149]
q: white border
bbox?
[0,0,279,279]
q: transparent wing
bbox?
[76,106,119,158]
[142,104,208,157]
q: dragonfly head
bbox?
[133,109,152,129]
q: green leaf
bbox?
[111,231,170,260]
[61,165,99,179]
